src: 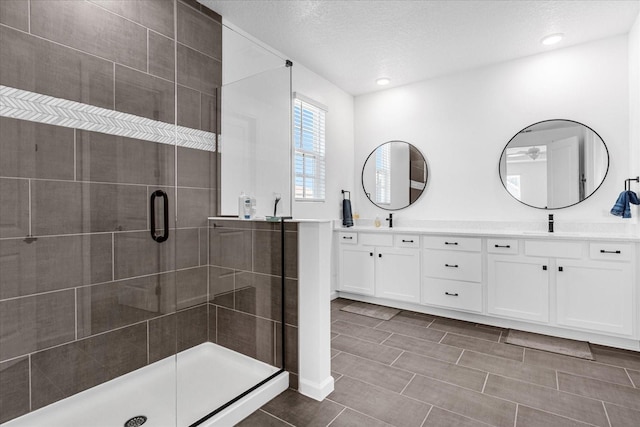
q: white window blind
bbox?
[375,143,391,204]
[294,97,326,201]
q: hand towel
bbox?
[610,191,640,218]
[342,199,354,227]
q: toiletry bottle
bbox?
[238,192,247,219]
[374,215,381,228]
[243,197,252,220]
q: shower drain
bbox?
[124,416,147,427]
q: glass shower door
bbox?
[0,0,180,423]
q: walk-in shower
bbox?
[0,1,292,425]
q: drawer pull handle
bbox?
[600,249,621,254]
[542,265,547,271]
[343,236,353,240]
[558,266,564,272]
[445,264,459,268]
[378,254,382,258]
[370,252,373,256]
[494,244,511,248]
[445,292,459,297]
[402,239,414,243]
[444,241,458,245]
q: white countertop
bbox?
[334,225,640,242]
[206,217,640,241]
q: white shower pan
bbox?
[2,343,288,427]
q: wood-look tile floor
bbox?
[237,298,640,427]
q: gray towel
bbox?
[342,199,353,227]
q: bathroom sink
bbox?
[520,230,588,237]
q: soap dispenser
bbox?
[238,192,255,220]
[238,192,247,219]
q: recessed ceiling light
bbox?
[376,77,390,86]
[541,33,564,46]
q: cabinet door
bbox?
[556,260,633,336]
[488,255,550,323]
[339,246,375,295]
[376,248,421,303]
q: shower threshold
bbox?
[2,343,288,427]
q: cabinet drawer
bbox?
[524,240,582,259]
[360,233,393,246]
[338,232,358,244]
[395,234,420,248]
[487,239,518,254]
[589,243,633,261]
[422,278,482,312]
[424,249,482,282]
[423,236,481,252]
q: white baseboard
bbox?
[298,376,335,402]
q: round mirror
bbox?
[362,141,428,210]
[499,119,609,209]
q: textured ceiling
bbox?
[200,0,640,95]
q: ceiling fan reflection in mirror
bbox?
[506,146,546,161]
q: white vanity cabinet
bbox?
[337,232,420,302]
[555,242,635,336]
[487,254,550,322]
[375,246,421,302]
[422,236,483,312]
[488,239,636,336]
[335,227,639,349]
[487,239,585,324]
[337,232,375,295]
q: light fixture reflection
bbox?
[541,33,564,46]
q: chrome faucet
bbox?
[386,213,393,228]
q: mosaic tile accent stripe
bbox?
[0,86,216,152]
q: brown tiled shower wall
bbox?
[208,219,300,390]
[0,0,226,423]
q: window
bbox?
[375,143,391,204]
[294,97,326,201]
[506,175,521,200]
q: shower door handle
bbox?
[150,190,169,243]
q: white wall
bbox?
[629,12,640,226]
[292,64,355,220]
[354,35,631,224]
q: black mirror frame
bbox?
[361,140,429,211]
[498,119,610,210]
